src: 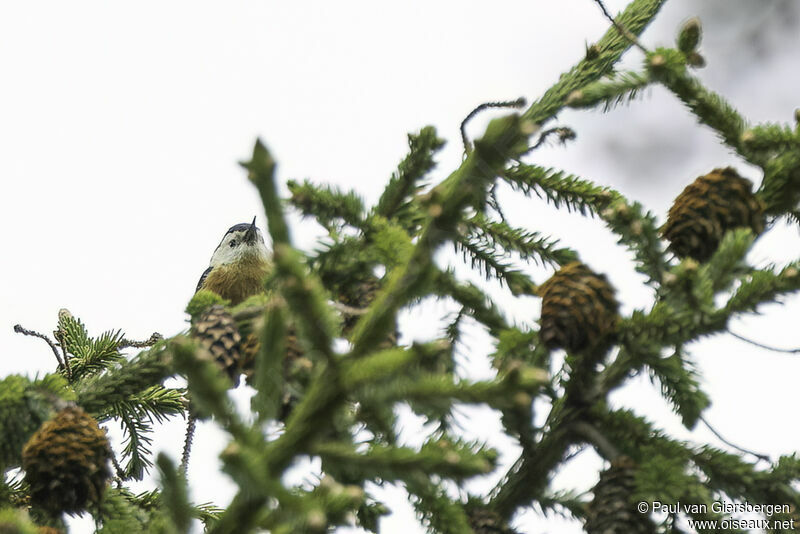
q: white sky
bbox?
[2,1,799,533]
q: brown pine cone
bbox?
[585,456,656,534]
[22,405,111,514]
[192,304,243,387]
[538,262,619,353]
[661,167,764,262]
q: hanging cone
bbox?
[22,405,111,514]
[661,167,764,262]
[192,305,243,387]
[585,456,656,534]
[538,262,619,353]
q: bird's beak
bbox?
[244,216,258,244]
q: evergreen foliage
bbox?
[4,1,800,533]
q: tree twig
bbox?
[727,329,800,354]
[14,324,66,372]
[700,414,770,463]
[522,126,576,155]
[572,420,622,460]
[180,412,198,479]
[118,332,164,349]
[52,330,72,380]
[461,97,527,154]
[487,184,508,222]
[592,0,649,54]
[105,433,128,485]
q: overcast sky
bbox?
[2,1,799,533]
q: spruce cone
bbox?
[466,506,519,534]
[661,167,764,262]
[192,305,242,387]
[22,405,111,514]
[585,456,655,534]
[538,262,619,353]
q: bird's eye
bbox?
[229,239,237,248]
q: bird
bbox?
[181,218,273,475]
[195,217,273,305]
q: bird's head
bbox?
[209,217,271,267]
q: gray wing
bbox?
[196,266,213,293]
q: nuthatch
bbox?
[196,217,272,305]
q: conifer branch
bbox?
[534,490,588,522]
[590,404,798,518]
[697,228,755,295]
[375,126,445,229]
[341,343,444,389]
[692,446,800,513]
[244,140,339,363]
[432,271,510,336]
[157,454,193,533]
[115,406,154,480]
[406,476,472,534]
[312,439,497,482]
[243,139,287,245]
[565,70,652,111]
[504,165,667,284]
[358,367,546,410]
[262,365,343,473]
[465,213,579,267]
[250,298,288,423]
[740,122,800,153]
[724,263,800,315]
[503,164,620,216]
[102,385,185,480]
[646,48,761,166]
[287,179,367,233]
[600,198,667,285]
[759,150,800,216]
[67,329,126,381]
[10,1,800,531]
[489,408,577,519]
[350,114,532,357]
[644,350,709,429]
[272,243,339,363]
[170,339,252,443]
[76,339,174,416]
[522,0,666,125]
[454,238,537,295]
